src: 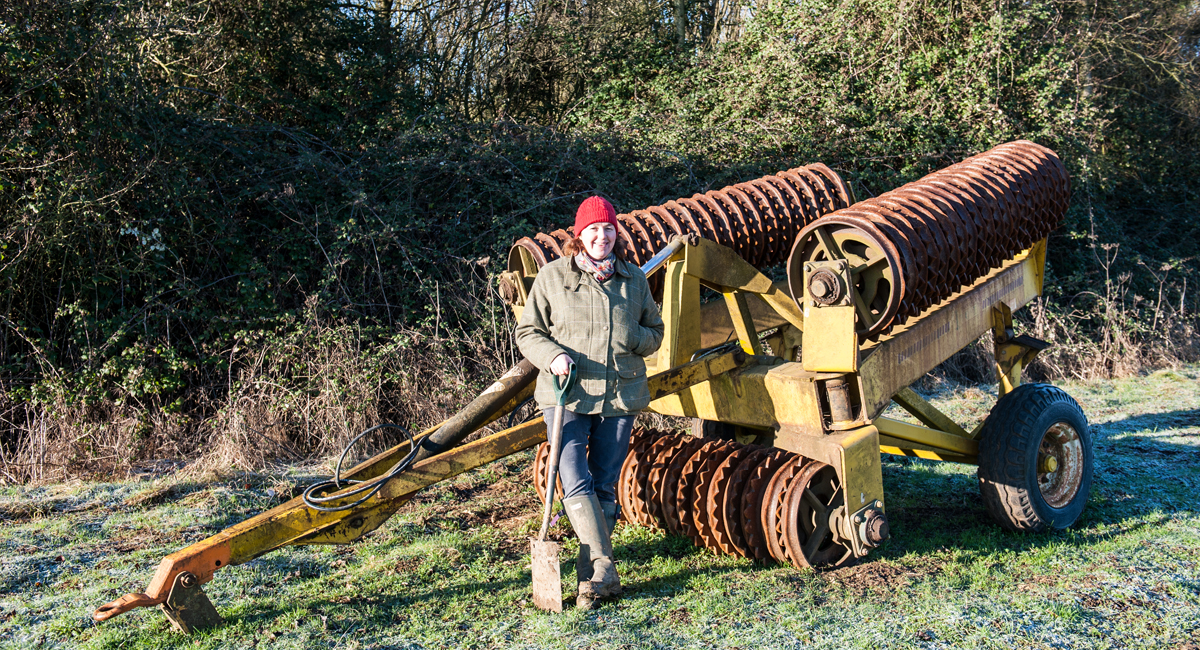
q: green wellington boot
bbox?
[600,500,618,541]
[563,494,622,609]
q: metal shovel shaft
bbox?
[531,404,567,612]
[536,405,565,541]
[532,364,575,613]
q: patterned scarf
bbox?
[574,252,617,283]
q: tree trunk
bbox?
[674,0,687,48]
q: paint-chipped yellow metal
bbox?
[891,386,975,440]
[802,304,857,372]
[639,236,1051,545]
[775,424,884,503]
[723,290,765,356]
[647,349,756,402]
[877,437,978,464]
[874,417,979,458]
[990,300,1050,397]
[93,418,549,622]
[877,385,983,463]
[857,242,1046,419]
[800,260,858,373]
[838,426,886,557]
[659,256,702,368]
[500,238,1047,470]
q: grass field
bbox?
[2,368,1198,649]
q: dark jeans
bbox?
[543,408,635,507]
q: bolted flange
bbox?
[856,507,890,548]
[808,268,845,306]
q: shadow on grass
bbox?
[872,407,1198,563]
[612,532,752,600]
[1096,408,1200,439]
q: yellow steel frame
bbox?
[857,240,1047,418]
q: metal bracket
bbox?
[803,260,858,373]
[991,302,1050,395]
[160,571,223,635]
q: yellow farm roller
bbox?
[93,141,1093,633]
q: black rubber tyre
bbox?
[692,418,737,441]
[977,383,1093,532]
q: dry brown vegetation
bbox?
[0,282,519,484]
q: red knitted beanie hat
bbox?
[573,196,618,236]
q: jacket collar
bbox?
[565,255,633,291]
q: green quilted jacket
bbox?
[514,255,664,415]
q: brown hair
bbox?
[562,236,631,261]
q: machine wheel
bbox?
[977,383,1093,532]
[692,418,737,441]
[691,418,770,446]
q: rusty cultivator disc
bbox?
[701,445,760,554]
[787,140,1070,339]
[537,428,857,568]
[531,440,563,503]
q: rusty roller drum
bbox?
[626,435,678,526]
[502,164,852,301]
[658,438,712,536]
[616,433,655,525]
[760,455,807,565]
[644,435,693,529]
[531,439,563,503]
[700,445,762,554]
[541,428,854,568]
[787,140,1070,339]
[717,447,773,558]
[779,461,851,568]
[676,441,738,545]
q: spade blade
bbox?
[530,538,563,612]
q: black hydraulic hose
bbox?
[506,397,541,430]
[301,423,423,512]
[300,359,536,512]
[690,340,743,363]
[299,361,534,513]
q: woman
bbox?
[515,196,664,609]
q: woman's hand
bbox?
[549,353,574,376]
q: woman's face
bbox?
[580,222,617,260]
